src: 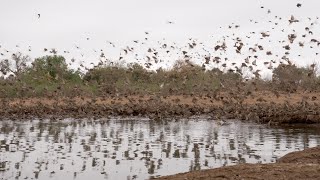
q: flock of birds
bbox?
[0,2,319,80]
[0,3,320,180]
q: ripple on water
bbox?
[0,118,319,180]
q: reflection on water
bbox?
[0,118,319,180]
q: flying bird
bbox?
[37,14,40,19]
[107,41,115,47]
[289,15,299,24]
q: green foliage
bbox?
[273,64,307,83]
[2,53,320,98]
[29,55,70,80]
[17,55,81,85]
[84,66,127,85]
[129,63,150,83]
[83,60,222,95]
[272,64,319,92]
[0,55,84,97]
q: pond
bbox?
[0,118,319,180]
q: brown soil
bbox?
[1,91,320,124]
[155,146,320,180]
[278,146,320,164]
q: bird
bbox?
[37,14,40,19]
[107,41,115,47]
[297,3,302,8]
[261,32,270,37]
[289,15,299,24]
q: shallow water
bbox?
[0,118,319,180]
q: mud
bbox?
[155,146,320,180]
[278,146,320,164]
[1,91,320,125]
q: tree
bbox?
[272,64,309,91]
[0,52,31,76]
[29,55,81,82]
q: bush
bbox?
[272,64,318,92]
[26,55,81,83]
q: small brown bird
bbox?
[288,34,297,43]
[261,32,270,37]
[289,15,299,24]
[299,42,304,47]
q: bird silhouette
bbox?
[289,15,299,24]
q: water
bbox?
[0,118,319,180]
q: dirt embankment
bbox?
[277,146,320,164]
[0,91,320,124]
[155,146,320,180]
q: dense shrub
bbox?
[272,64,320,92]
[1,53,320,98]
[27,55,81,82]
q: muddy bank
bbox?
[155,163,320,180]
[1,91,320,124]
[278,146,320,164]
[155,146,320,180]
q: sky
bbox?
[0,0,320,78]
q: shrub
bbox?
[26,55,81,83]
[272,64,317,92]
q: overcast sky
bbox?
[0,0,319,78]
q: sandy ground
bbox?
[155,146,320,180]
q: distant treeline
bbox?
[0,53,319,97]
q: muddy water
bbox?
[0,118,319,180]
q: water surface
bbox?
[0,118,319,180]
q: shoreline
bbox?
[0,91,320,124]
[155,146,320,180]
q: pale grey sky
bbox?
[0,0,320,78]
